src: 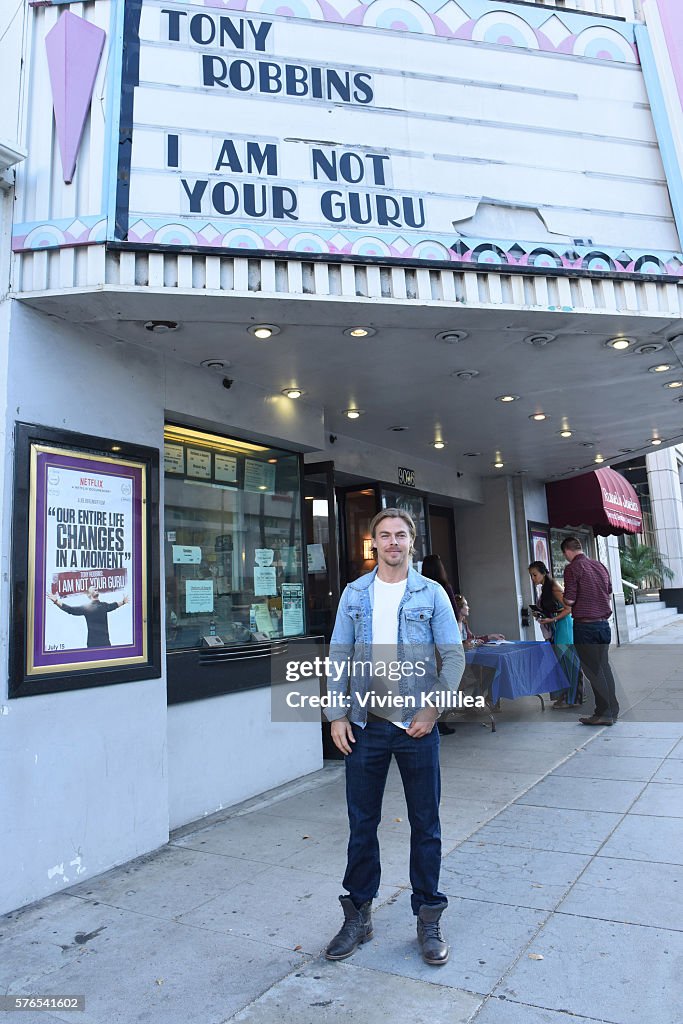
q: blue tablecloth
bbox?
[465,641,569,702]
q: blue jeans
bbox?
[343,719,446,915]
[573,621,619,720]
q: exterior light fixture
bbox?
[649,364,672,373]
[144,320,178,333]
[605,337,632,350]
[432,440,447,450]
[651,438,663,446]
[496,395,519,403]
[343,408,364,419]
[111,445,122,452]
[463,452,481,457]
[580,442,595,448]
[451,370,479,381]
[493,459,505,469]
[248,324,280,339]
[435,330,468,343]
[281,387,304,399]
[634,342,664,355]
[362,538,374,560]
[594,454,605,463]
[524,333,556,347]
[664,380,683,389]
[558,429,573,438]
[530,413,549,422]
[343,327,376,338]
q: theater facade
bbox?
[1,0,683,913]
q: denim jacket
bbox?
[326,566,465,728]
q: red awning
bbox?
[546,467,643,537]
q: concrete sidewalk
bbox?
[2,635,682,1024]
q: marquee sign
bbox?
[112,0,670,270]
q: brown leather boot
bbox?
[417,902,449,965]
[324,896,373,960]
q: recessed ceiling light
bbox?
[664,380,683,389]
[594,454,605,463]
[435,330,468,343]
[388,426,407,432]
[281,387,304,399]
[605,337,632,350]
[649,364,672,373]
[530,413,549,422]
[496,394,520,403]
[634,342,664,355]
[451,370,479,381]
[432,440,447,450]
[651,438,663,446]
[493,459,505,469]
[200,358,231,372]
[674,396,683,403]
[268,458,277,464]
[343,327,376,338]
[463,452,481,457]
[248,324,280,339]
[144,320,178,333]
[111,445,122,452]
[342,408,364,419]
[580,442,595,448]
[524,333,556,347]
[559,429,573,438]
[619,448,635,454]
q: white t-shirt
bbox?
[371,576,408,727]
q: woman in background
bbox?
[528,560,581,707]
[420,554,458,734]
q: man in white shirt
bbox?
[324,508,465,965]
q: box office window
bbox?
[163,426,306,650]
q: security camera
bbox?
[329,434,337,444]
[222,377,234,390]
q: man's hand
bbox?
[121,595,130,606]
[46,591,60,605]
[330,717,355,755]
[407,707,439,738]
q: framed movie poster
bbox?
[10,424,160,698]
[528,521,552,576]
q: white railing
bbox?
[518,0,643,22]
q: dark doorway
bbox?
[428,505,459,591]
[303,463,340,640]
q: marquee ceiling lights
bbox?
[281,387,304,399]
[342,408,364,419]
[634,342,664,355]
[530,413,549,421]
[559,429,573,438]
[651,438,663,446]
[248,324,280,339]
[435,330,468,343]
[343,327,376,338]
[594,454,605,463]
[664,380,683,389]
[451,370,479,381]
[605,337,633,350]
[649,363,672,373]
[144,320,178,333]
[496,394,519,403]
[493,457,505,469]
[524,333,556,347]
[581,442,595,448]
[432,440,447,450]
[200,358,230,372]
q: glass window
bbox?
[163,425,306,650]
[380,488,429,566]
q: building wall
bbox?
[646,446,683,587]
[455,476,523,640]
[0,300,326,915]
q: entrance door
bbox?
[428,505,459,591]
[337,486,380,590]
[303,462,340,640]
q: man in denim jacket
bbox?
[324,508,465,966]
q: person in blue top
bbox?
[323,508,465,966]
[528,561,581,707]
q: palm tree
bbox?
[619,543,674,601]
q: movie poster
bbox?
[27,444,148,675]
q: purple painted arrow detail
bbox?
[45,11,105,184]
